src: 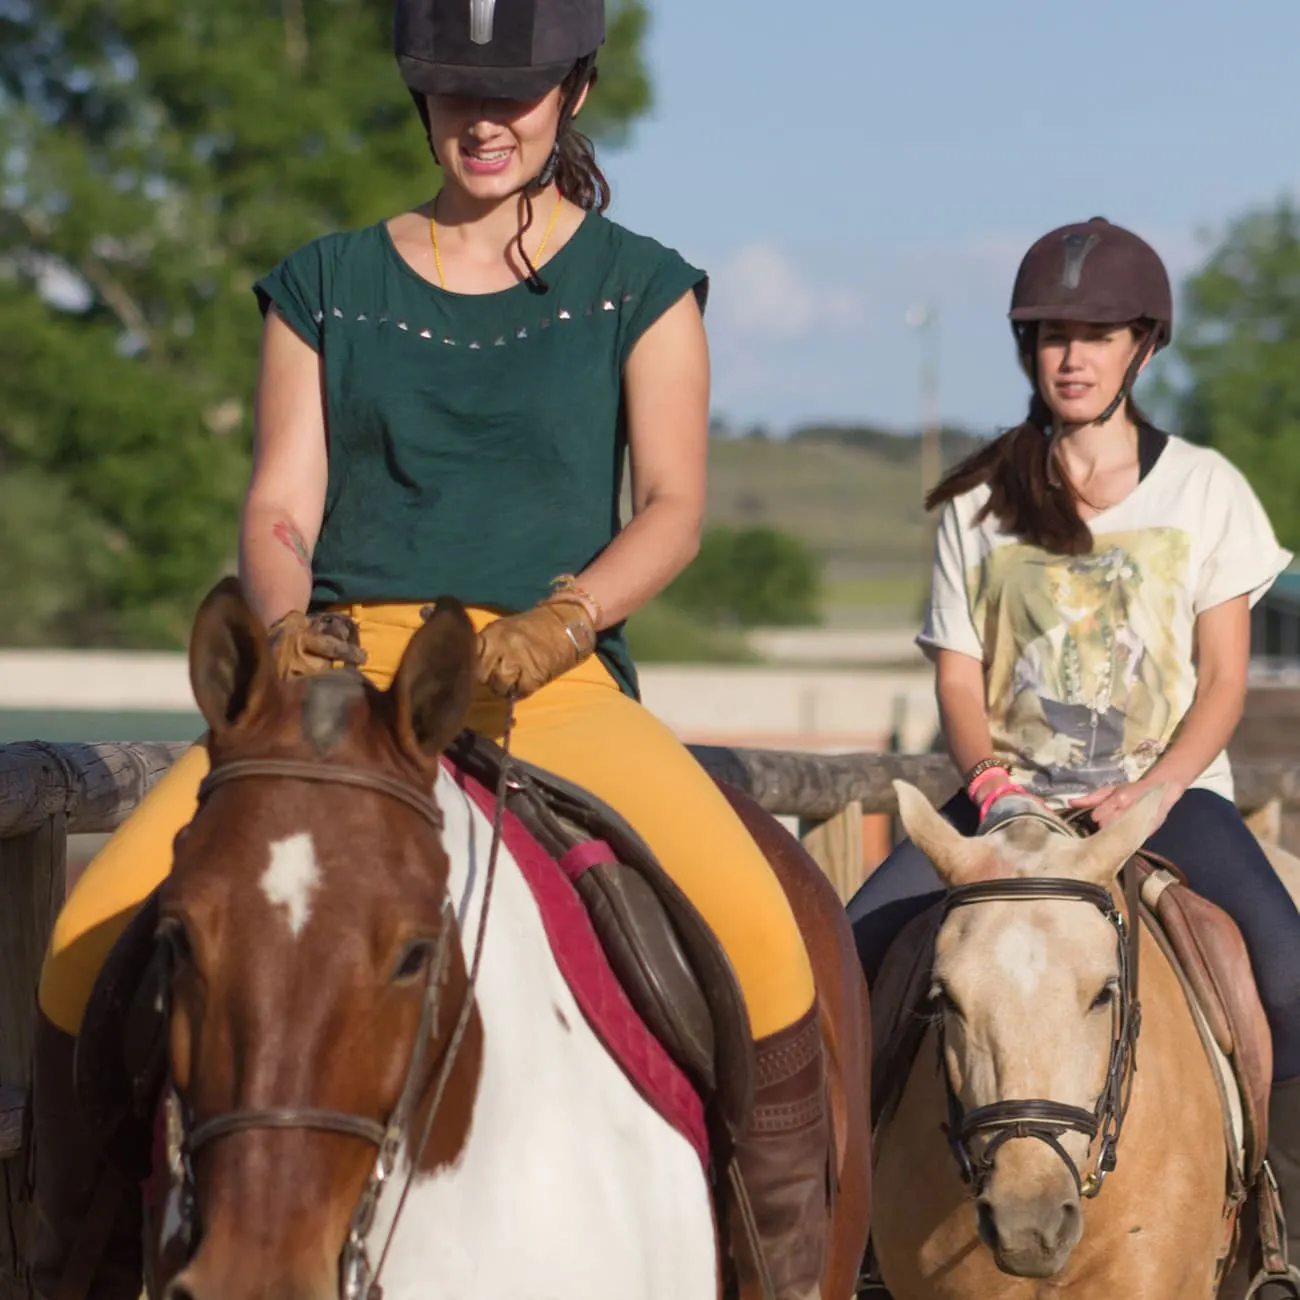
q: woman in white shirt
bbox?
[847,217,1300,1297]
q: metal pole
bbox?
[907,303,942,590]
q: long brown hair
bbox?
[551,61,609,213]
[926,323,1151,555]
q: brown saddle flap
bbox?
[1133,853,1273,1177]
[447,731,757,1139]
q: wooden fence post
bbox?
[799,800,865,904]
[0,814,67,1300]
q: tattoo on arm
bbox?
[272,521,312,572]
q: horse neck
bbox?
[359,768,716,1300]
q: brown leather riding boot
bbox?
[731,1003,830,1300]
[28,1010,143,1300]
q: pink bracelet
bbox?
[967,765,1010,800]
[979,781,1026,822]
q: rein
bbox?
[173,706,517,1300]
[935,817,1143,1201]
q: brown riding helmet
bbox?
[1008,217,1173,353]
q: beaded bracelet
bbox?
[963,756,1007,787]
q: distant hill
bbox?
[700,423,993,626]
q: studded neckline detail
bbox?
[310,289,637,352]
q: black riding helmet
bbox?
[395,0,604,191]
[1008,217,1173,427]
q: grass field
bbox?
[620,427,987,654]
[695,429,977,628]
[704,436,930,565]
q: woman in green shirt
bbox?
[30,2,828,1298]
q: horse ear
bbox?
[189,577,277,737]
[389,597,476,765]
[894,780,998,887]
[1065,785,1167,886]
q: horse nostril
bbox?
[164,1280,197,1300]
[1055,1198,1081,1245]
[975,1198,1000,1252]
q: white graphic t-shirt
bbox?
[919,435,1292,804]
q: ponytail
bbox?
[553,122,609,212]
[926,391,1093,556]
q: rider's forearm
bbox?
[1144,666,1247,796]
[568,495,702,630]
[935,650,996,780]
[238,504,315,630]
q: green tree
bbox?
[1175,200,1300,550]
[0,0,650,646]
[663,526,823,628]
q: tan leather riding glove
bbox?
[476,599,596,699]
[266,610,368,680]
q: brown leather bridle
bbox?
[934,816,1142,1202]
[163,732,512,1300]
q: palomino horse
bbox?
[140,579,870,1300]
[870,781,1231,1299]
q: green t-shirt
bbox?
[252,210,708,698]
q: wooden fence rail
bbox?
[3,737,1300,1298]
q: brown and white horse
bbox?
[870,781,1230,1299]
[145,579,871,1300]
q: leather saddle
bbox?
[75,730,757,1180]
[445,730,757,1136]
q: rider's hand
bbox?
[266,610,368,680]
[1069,777,1179,832]
[476,599,596,700]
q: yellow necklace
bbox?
[429,190,563,290]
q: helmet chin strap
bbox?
[531,141,561,192]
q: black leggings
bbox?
[846,787,1300,1082]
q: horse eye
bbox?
[1090,982,1118,1012]
[928,983,959,1016]
[393,941,431,983]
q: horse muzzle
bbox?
[975,1181,1084,1279]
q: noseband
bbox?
[164,737,512,1300]
[936,831,1142,1200]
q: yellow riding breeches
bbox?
[39,602,815,1041]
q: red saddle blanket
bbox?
[451,762,710,1170]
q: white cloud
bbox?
[709,243,867,341]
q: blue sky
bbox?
[599,0,1300,436]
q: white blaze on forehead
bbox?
[259,832,322,937]
[993,919,1050,996]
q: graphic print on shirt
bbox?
[972,527,1191,797]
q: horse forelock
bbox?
[301,670,370,755]
[980,812,1078,879]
